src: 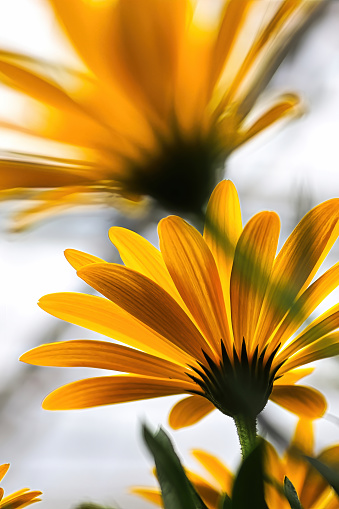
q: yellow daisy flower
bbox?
[132,420,339,508]
[0,463,41,508]
[0,0,322,227]
[20,180,339,442]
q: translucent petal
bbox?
[169,395,214,430]
[270,385,327,419]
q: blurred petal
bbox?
[192,450,233,494]
[169,395,214,430]
[270,385,327,418]
[130,488,162,507]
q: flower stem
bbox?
[234,415,257,458]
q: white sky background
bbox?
[0,1,338,508]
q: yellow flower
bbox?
[20,180,339,428]
[132,420,339,509]
[0,0,321,227]
[0,463,41,508]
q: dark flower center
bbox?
[187,339,285,420]
[127,129,224,214]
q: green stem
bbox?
[234,415,257,458]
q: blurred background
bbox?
[0,0,339,507]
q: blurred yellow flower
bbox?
[132,420,339,509]
[0,463,41,508]
[0,0,322,228]
[20,180,339,429]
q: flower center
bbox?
[187,340,284,420]
[127,130,224,213]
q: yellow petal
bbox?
[42,375,194,410]
[276,305,339,367]
[108,227,179,301]
[255,198,339,350]
[185,472,221,509]
[203,180,242,321]
[191,450,233,494]
[230,211,280,353]
[0,464,9,483]
[77,263,211,363]
[169,395,214,430]
[20,339,188,381]
[38,292,192,366]
[269,262,339,354]
[281,332,339,373]
[130,488,162,507]
[270,385,327,419]
[283,419,313,495]
[159,216,229,357]
[1,490,42,508]
[236,94,302,147]
[64,249,106,270]
[274,367,314,386]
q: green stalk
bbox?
[234,415,257,458]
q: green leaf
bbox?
[218,493,232,509]
[305,455,339,496]
[142,424,208,509]
[283,476,302,509]
[231,440,268,509]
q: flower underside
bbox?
[127,130,223,213]
[188,339,285,419]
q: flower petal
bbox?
[42,375,194,410]
[169,395,214,430]
[130,488,162,507]
[77,263,211,363]
[203,180,242,318]
[281,332,339,373]
[0,464,9,483]
[230,211,280,353]
[38,293,193,366]
[64,249,106,270]
[255,198,339,350]
[20,340,189,381]
[108,226,179,301]
[274,367,314,386]
[191,450,233,494]
[270,385,327,419]
[159,216,229,357]
[269,262,339,354]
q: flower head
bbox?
[0,463,41,508]
[20,180,339,426]
[132,420,339,509]
[0,0,321,227]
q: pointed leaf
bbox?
[283,477,302,509]
[305,455,339,497]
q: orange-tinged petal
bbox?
[284,419,313,495]
[169,395,214,430]
[159,216,229,357]
[130,488,162,507]
[203,180,242,320]
[0,464,9,483]
[230,211,280,353]
[1,490,42,508]
[255,198,339,350]
[64,249,106,270]
[276,305,339,367]
[20,339,188,381]
[108,227,179,301]
[270,385,327,419]
[192,450,233,494]
[77,263,211,363]
[38,293,192,366]
[42,375,195,410]
[273,367,314,386]
[281,332,339,373]
[185,472,221,509]
[269,262,339,354]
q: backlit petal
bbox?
[230,211,280,353]
[270,385,327,419]
[169,395,214,430]
[0,465,9,483]
[38,293,193,366]
[273,367,314,386]
[20,340,188,381]
[42,375,194,410]
[159,216,229,357]
[281,332,339,373]
[130,488,162,507]
[64,249,106,270]
[192,450,233,494]
[255,198,339,349]
[77,263,211,363]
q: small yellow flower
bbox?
[0,0,322,227]
[132,420,339,509]
[0,463,41,508]
[20,180,339,427]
